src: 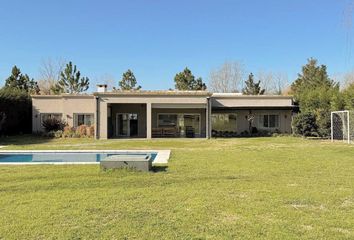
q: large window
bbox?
[258,114,279,129]
[157,113,201,135]
[211,113,237,132]
[41,113,62,124]
[158,114,178,127]
[74,114,94,127]
[184,114,201,135]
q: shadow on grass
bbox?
[151,165,168,173]
[0,134,56,146]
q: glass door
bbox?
[116,113,138,137]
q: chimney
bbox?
[97,84,107,93]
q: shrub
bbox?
[63,126,75,138]
[315,109,331,138]
[42,118,66,132]
[54,130,63,138]
[87,126,95,137]
[292,112,318,137]
[76,125,87,137]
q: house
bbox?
[32,85,296,139]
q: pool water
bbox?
[0,152,157,163]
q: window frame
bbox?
[40,113,63,124]
[211,113,237,132]
[157,113,201,135]
[73,113,95,127]
[258,114,280,129]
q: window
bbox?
[157,113,201,135]
[74,114,94,127]
[41,113,62,124]
[211,114,237,132]
[158,114,178,127]
[259,114,279,128]
[184,114,201,135]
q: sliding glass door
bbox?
[157,113,201,137]
[116,113,138,137]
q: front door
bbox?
[116,113,138,137]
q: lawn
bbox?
[0,136,354,239]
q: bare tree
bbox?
[208,61,245,93]
[37,58,65,94]
[333,70,354,89]
[257,71,288,95]
[93,74,115,91]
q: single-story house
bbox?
[32,85,296,139]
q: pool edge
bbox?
[0,150,170,165]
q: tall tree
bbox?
[242,73,265,95]
[119,69,141,90]
[51,61,89,94]
[291,58,336,99]
[209,61,245,93]
[291,58,340,137]
[174,67,207,90]
[4,66,39,94]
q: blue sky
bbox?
[0,0,353,91]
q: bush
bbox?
[61,125,95,138]
[76,125,87,137]
[63,126,75,138]
[87,126,95,137]
[42,118,66,132]
[315,109,331,137]
[0,88,32,135]
[54,130,63,138]
[292,112,318,137]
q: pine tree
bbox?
[291,58,336,99]
[119,70,141,90]
[51,62,89,94]
[291,58,340,137]
[242,73,265,95]
[174,67,207,90]
[4,66,39,94]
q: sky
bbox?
[0,0,353,91]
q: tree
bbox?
[342,82,354,110]
[209,61,245,93]
[0,87,32,135]
[51,61,89,94]
[242,73,265,95]
[257,71,288,95]
[0,112,6,135]
[37,58,65,95]
[118,69,141,90]
[174,67,207,90]
[290,58,340,137]
[4,66,39,94]
[291,58,336,99]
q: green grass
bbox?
[0,136,354,239]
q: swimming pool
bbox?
[0,150,170,164]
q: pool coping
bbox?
[0,150,171,165]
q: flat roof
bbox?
[93,90,212,97]
[211,93,293,99]
[31,91,294,100]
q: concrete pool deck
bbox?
[0,150,171,165]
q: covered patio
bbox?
[96,91,211,139]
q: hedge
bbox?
[0,88,32,135]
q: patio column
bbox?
[206,97,211,139]
[99,100,108,139]
[146,102,152,139]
